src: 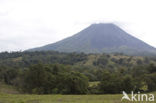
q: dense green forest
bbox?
[0,51,156,94]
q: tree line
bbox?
[0,63,156,94]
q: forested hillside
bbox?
[0,51,156,94]
[1,51,156,69]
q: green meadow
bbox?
[0,83,123,103]
[0,76,155,103]
[0,93,156,103]
[0,93,125,103]
[0,77,155,103]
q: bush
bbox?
[63,72,89,94]
[21,64,89,94]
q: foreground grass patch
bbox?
[0,94,122,103]
[0,93,155,103]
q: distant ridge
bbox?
[28,23,156,56]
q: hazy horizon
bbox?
[1,0,156,52]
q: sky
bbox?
[0,0,156,52]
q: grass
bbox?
[0,92,155,103]
[0,82,155,103]
[0,82,19,94]
[0,94,123,103]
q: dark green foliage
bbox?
[22,64,56,94]
[144,64,156,91]
[63,72,88,94]
[93,55,108,67]
[147,63,156,73]
[0,66,19,85]
[0,51,156,94]
[122,75,134,93]
[136,59,143,65]
[99,71,120,93]
[21,64,88,94]
[0,51,88,68]
[98,64,156,94]
[145,73,156,91]
[99,71,133,94]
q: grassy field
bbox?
[0,83,155,103]
[0,93,156,103]
[0,94,124,103]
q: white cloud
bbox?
[0,0,156,51]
